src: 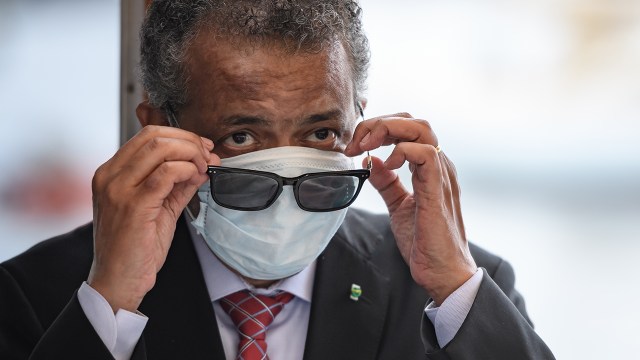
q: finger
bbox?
[383,143,444,203]
[365,156,410,213]
[208,151,222,166]
[109,125,213,172]
[384,143,439,172]
[437,152,455,215]
[373,112,415,119]
[392,145,456,216]
[123,136,212,186]
[96,130,212,193]
[441,153,460,199]
[137,161,209,208]
[439,153,460,208]
[346,117,438,156]
[440,153,466,240]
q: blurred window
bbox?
[0,0,119,259]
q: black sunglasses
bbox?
[206,155,371,212]
[165,104,371,212]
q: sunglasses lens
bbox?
[298,175,360,210]
[212,173,279,209]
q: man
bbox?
[0,1,554,359]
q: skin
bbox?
[88,31,477,313]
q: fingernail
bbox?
[359,133,370,146]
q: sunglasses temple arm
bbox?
[165,104,181,128]
[356,105,372,171]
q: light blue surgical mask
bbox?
[190,146,355,280]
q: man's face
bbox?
[176,32,359,159]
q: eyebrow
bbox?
[303,109,344,126]
[220,115,271,127]
[220,109,345,128]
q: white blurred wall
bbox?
[1,0,639,358]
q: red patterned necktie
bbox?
[220,290,294,360]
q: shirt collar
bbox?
[186,214,316,303]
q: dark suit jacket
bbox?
[0,209,553,359]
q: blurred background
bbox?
[1,0,639,358]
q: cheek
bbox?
[332,134,352,152]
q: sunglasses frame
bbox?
[207,165,371,212]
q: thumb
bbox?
[364,156,409,213]
[166,173,209,218]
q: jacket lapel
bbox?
[135,210,391,359]
[139,216,226,359]
[303,211,391,360]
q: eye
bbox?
[306,128,337,142]
[221,132,256,147]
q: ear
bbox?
[136,101,167,127]
[355,98,368,119]
[359,98,368,111]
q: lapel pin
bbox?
[350,284,362,301]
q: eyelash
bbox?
[310,128,340,139]
[216,126,342,149]
[217,130,258,147]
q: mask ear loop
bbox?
[185,204,198,222]
[356,102,373,171]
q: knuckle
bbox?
[92,165,106,191]
[413,118,432,129]
[156,162,173,176]
[147,136,166,152]
[140,125,159,137]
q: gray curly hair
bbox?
[139,0,370,111]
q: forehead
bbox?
[182,31,356,122]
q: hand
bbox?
[345,113,477,305]
[88,125,219,312]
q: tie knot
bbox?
[221,290,294,341]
